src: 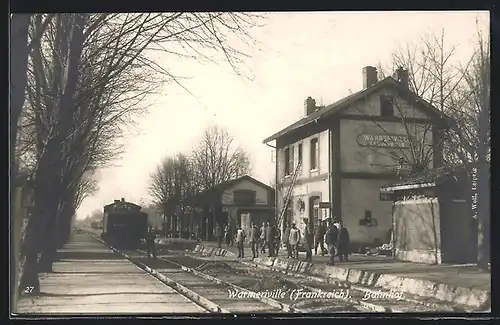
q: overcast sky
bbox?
[76,11,489,219]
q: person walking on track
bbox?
[235,225,246,258]
[325,220,338,265]
[288,223,301,259]
[145,228,157,260]
[249,223,260,259]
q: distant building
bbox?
[188,175,275,241]
[263,66,452,249]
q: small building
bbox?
[262,66,453,250]
[380,166,477,264]
[188,175,275,241]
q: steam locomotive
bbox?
[100,198,149,249]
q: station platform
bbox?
[15,233,206,315]
[195,241,491,309]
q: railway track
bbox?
[187,250,478,313]
[132,249,371,313]
[84,231,477,313]
[89,234,303,313]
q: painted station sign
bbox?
[356,133,412,148]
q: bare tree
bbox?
[16,12,263,297]
[378,25,490,267]
[458,28,490,269]
[191,125,251,190]
[149,125,251,237]
[149,154,199,236]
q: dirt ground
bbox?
[199,262,302,293]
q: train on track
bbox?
[100,198,149,249]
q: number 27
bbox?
[23,286,34,293]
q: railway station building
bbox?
[188,175,275,241]
[262,66,452,250]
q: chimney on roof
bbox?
[362,66,378,89]
[304,96,316,116]
[114,199,120,204]
[394,66,409,88]
[121,198,125,202]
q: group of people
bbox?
[281,218,350,265]
[215,222,281,259]
[215,218,350,265]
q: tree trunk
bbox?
[36,14,86,273]
[10,14,31,303]
[10,14,31,165]
[477,161,490,270]
[38,215,58,272]
[18,214,41,296]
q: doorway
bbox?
[309,196,320,228]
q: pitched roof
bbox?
[262,77,452,144]
[380,165,473,191]
[188,175,273,202]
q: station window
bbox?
[380,95,394,117]
[284,147,290,175]
[310,138,319,170]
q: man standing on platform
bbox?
[325,220,338,265]
[337,221,351,262]
[265,222,275,257]
[215,222,223,248]
[314,220,327,256]
[288,223,301,259]
[235,225,246,258]
[259,223,266,254]
[283,223,292,258]
[302,218,313,262]
[249,223,260,259]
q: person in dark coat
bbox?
[337,221,350,262]
[325,220,338,265]
[145,228,157,260]
[302,218,313,262]
[265,222,275,257]
[273,227,281,256]
[249,223,260,259]
[215,222,223,248]
[283,224,292,258]
[314,220,327,256]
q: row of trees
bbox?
[10,12,261,302]
[149,125,251,229]
[369,25,489,269]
